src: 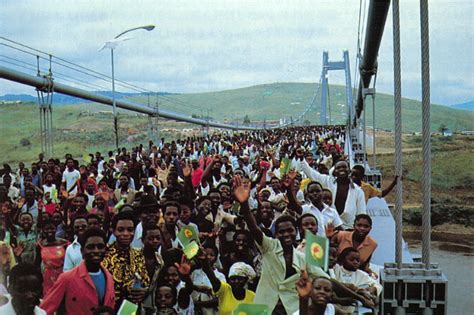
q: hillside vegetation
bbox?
[1,82,473,165]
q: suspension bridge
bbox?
[0,0,449,313]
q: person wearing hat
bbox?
[200,255,255,315]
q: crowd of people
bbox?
[0,125,397,315]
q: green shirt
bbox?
[14,225,39,265]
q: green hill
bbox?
[131,82,474,132]
[1,82,473,164]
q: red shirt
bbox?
[40,261,115,315]
[192,168,204,188]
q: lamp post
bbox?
[100,25,155,150]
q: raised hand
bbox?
[232,175,250,204]
[295,268,312,298]
[175,255,192,276]
[12,242,24,257]
[325,221,335,238]
[181,160,192,177]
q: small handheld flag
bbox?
[279,157,292,176]
[178,225,201,259]
[305,231,329,271]
[117,299,138,315]
[232,303,269,315]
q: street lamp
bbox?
[100,25,155,150]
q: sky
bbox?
[0,0,472,106]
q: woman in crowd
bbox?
[34,219,69,296]
[200,257,256,315]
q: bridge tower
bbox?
[320,51,353,125]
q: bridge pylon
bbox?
[320,51,353,125]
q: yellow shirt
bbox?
[216,281,255,315]
[360,181,381,203]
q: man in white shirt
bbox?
[2,174,20,203]
[63,217,88,271]
[297,156,366,229]
[62,158,80,197]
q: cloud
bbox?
[0,0,472,105]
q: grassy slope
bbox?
[131,82,474,132]
[377,134,474,206]
[1,82,473,165]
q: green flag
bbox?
[305,231,329,271]
[178,225,201,259]
[178,225,200,247]
[117,299,138,315]
[279,157,292,176]
[232,303,269,315]
[183,240,200,259]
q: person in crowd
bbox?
[13,212,39,264]
[101,210,149,308]
[20,189,39,222]
[296,153,366,229]
[295,270,336,315]
[233,175,328,314]
[35,219,69,296]
[156,258,194,314]
[0,263,46,314]
[298,181,343,237]
[67,193,89,223]
[87,213,102,230]
[220,229,258,276]
[153,283,178,314]
[61,158,81,198]
[334,214,377,274]
[200,256,256,315]
[63,216,88,271]
[351,165,398,203]
[296,213,319,251]
[131,194,161,249]
[40,228,115,314]
[159,201,181,250]
[141,225,164,314]
[322,188,333,207]
[51,210,66,239]
[191,241,226,315]
[3,174,20,204]
[331,247,382,313]
[113,174,136,205]
[191,197,215,237]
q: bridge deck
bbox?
[367,198,413,266]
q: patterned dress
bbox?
[101,242,150,305]
[38,241,69,296]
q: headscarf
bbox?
[228,262,256,280]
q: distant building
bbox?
[442,129,453,137]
